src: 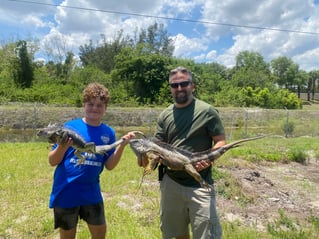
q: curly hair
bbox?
[82,82,110,104]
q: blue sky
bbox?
[1,0,319,71]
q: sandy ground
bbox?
[215,156,319,231]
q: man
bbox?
[155,66,226,239]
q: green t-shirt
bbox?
[155,98,225,187]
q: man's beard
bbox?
[173,91,189,104]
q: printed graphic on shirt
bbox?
[71,151,103,167]
[101,135,111,144]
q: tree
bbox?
[63,51,76,83]
[43,33,69,63]
[79,23,174,75]
[236,51,269,72]
[78,40,95,67]
[271,56,299,91]
[308,70,319,100]
[0,42,16,86]
[113,48,171,104]
[13,40,34,88]
[79,31,131,74]
[194,62,227,102]
[294,70,308,98]
[137,22,174,57]
[232,51,271,88]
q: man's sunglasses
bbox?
[169,81,191,89]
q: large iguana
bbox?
[129,135,265,189]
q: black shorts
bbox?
[53,202,105,230]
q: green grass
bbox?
[220,136,319,163]
[266,210,317,239]
[0,143,55,238]
[1,138,319,238]
[0,142,161,239]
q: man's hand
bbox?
[193,160,211,172]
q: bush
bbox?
[287,148,308,164]
[282,121,295,137]
[214,86,302,109]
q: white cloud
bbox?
[40,28,82,61]
[198,0,319,70]
[172,34,207,58]
[22,15,48,29]
[205,50,217,61]
[49,0,165,49]
[292,48,319,71]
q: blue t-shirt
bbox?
[49,118,116,208]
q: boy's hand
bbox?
[121,131,137,145]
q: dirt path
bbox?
[216,157,319,231]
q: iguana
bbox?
[37,124,140,165]
[129,135,265,189]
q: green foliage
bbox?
[287,148,308,164]
[231,51,272,92]
[236,51,270,72]
[68,65,112,88]
[271,56,297,89]
[214,86,302,109]
[275,89,302,109]
[221,137,316,163]
[137,22,174,57]
[0,37,314,108]
[222,222,269,239]
[282,121,295,137]
[79,32,128,74]
[267,210,311,239]
[309,216,319,232]
[14,40,34,88]
[213,84,242,107]
[113,49,171,104]
[0,84,81,105]
[79,23,174,75]
[213,168,252,205]
[194,63,226,102]
[0,82,16,103]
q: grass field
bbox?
[1,136,319,238]
[0,142,163,239]
[1,102,319,238]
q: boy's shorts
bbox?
[53,202,105,230]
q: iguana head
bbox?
[129,138,149,155]
[129,138,155,169]
[37,123,63,143]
